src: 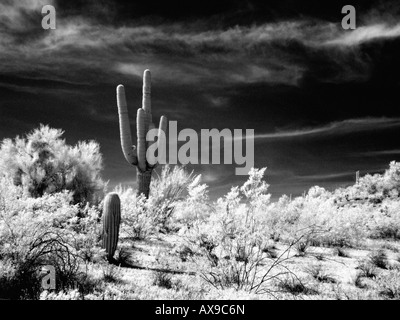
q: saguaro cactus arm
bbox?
[117,85,138,165]
[142,69,152,114]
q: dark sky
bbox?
[1,0,400,200]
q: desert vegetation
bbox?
[1,125,400,300]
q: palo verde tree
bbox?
[0,125,105,204]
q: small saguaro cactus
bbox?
[116,69,168,198]
[102,193,121,261]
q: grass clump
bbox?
[357,260,378,279]
[368,249,388,269]
[306,264,336,283]
[376,270,400,299]
[153,271,173,289]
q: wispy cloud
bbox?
[293,171,356,181]
[324,23,400,46]
[1,2,400,92]
[253,117,400,140]
[353,149,400,157]
[0,0,53,31]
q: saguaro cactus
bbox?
[116,69,167,198]
[102,193,121,261]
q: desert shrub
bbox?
[335,247,350,258]
[389,263,400,271]
[357,260,378,279]
[0,125,105,204]
[153,271,173,289]
[310,162,400,242]
[102,265,120,283]
[115,166,199,239]
[314,253,325,261]
[273,186,367,248]
[262,195,295,241]
[114,247,132,267]
[284,188,334,247]
[276,275,315,296]
[295,238,310,257]
[151,246,188,273]
[0,259,42,299]
[334,162,400,207]
[262,242,278,259]
[259,184,368,248]
[172,174,211,227]
[368,249,388,269]
[354,271,366,289]
[323,206,368,247]
[150,165,200,230]
[0,179,104,299]
[182,168,308,295]
[376,270,400,299]
[183,169,271,292]
[268,164,400,247]
[366,198,400,239]
[116,187,157,240]
[305,264,336,283]
[380,242,400,253]
[177,244,195,262]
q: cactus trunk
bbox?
[102,193,121,261]
[137,169,152,198]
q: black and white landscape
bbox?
[1,0,400,301]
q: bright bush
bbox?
[0,177,104,299]
[0,125,105,204]
[115,187,157,240]
[182,168,295,294]
[115,165,200,239]
[172,174,210,226]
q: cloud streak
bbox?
[353,149,400,157]
[0,0,53,31]
[324,23,400,46]
[254,117,400,140]
[1,2,400,92]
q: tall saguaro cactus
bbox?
[102,193,121,261]
[116,69,168,198]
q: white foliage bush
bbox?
[367,198,400,239]
[115,165,201,239]
[0,177,104,299]
[0,125,105,204]
[182,168,283,293]
[172,174,210,225]
[115,186,158,240]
